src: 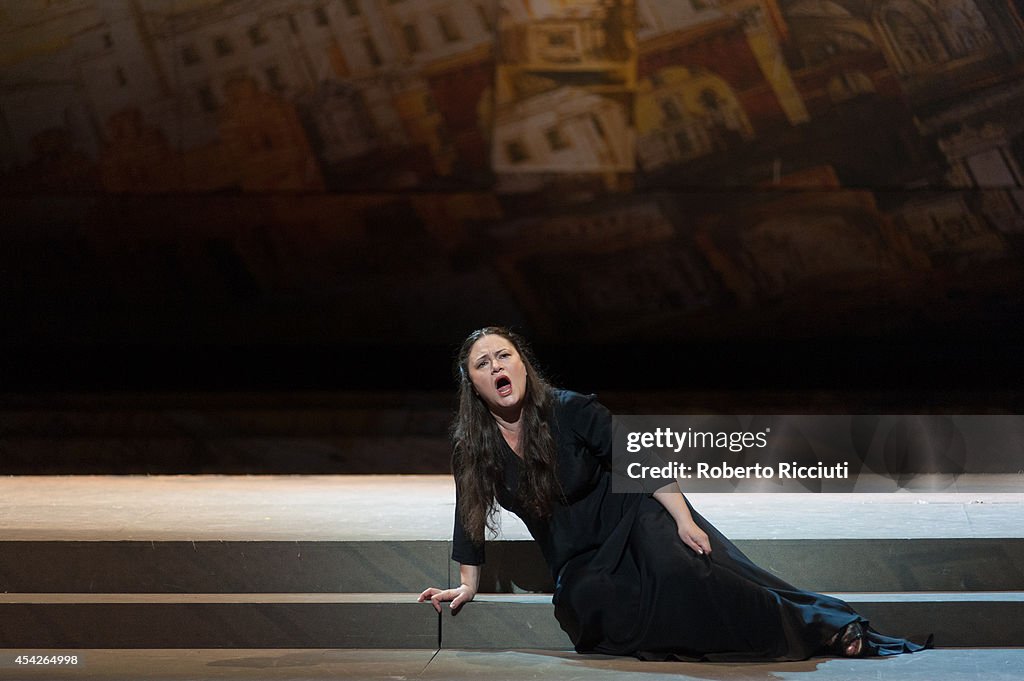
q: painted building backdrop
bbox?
[2,0,1023,383]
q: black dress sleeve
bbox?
[563,390,662,496]
[565,391,614,463]
[451,493,485,565]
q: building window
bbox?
[476,3,494,31]
[546,29,572,48]
[213,36,234,57]
[197,85,218,112]
[882,6,945,70]
[538,26,580,62]
[437,14,462,42]
[364,37,382,66]
[674,130,693,156]
[659,98,683,123]
[545,127,569,151]
[700,89,721,111]
[181,44,201,66]
[402,24,422,53]
[636,8,651,31]
[248,25,269,46]
[344,0,360,16]
[114,66,127,87]
[265,66,285,92]
[314,6,330,27]
[506,139,529,163]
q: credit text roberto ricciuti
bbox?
[626,461,850,480]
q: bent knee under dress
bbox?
[451,390,930,661]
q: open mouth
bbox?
[495,375,513,397]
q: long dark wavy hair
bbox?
[451,327,560,543]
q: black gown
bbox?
[451,390,930,661]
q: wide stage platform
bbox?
[1,475,1022,680]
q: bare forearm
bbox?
[653,481,711,555]
[459,564,480,593]
[652,481,694,525]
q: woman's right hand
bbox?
[678,518,712,556]
[417,584,476,613]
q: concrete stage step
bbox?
[0,592,1016,649]
[1,476,1020,652]
[2,539,1024,594]
[1,538,1021,650]
[443,592,1021,650]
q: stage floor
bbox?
[0,647,1021,681]
[1,474,1022,541]
[1,475,1022,679]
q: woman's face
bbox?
[466,334,528,416]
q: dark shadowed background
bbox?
[1,0,1022,473]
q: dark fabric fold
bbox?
[554,495,931,661]
[455,390,932,660]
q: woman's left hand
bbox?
[678,520,712,556]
